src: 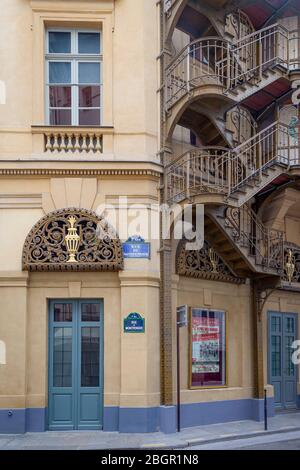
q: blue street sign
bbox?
[124,312,145,333]
[123,236,151,259]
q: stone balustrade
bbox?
[45,131,102,153]
[31,126,114,156]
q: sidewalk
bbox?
[0,411,299,450]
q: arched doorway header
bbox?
[22,208,124,272]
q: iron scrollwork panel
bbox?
[22,208,124,272]
[176,239,244,284]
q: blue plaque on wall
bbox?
[124,312,145,333]
[123,235,151,259]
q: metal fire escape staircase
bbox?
[166,120,295,207]
[164,21,300,277]
[165,119,297,275]
[165,23,298,113]
[204,205,285,277]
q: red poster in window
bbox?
[191,309,226,387]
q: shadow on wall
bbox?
[0,81,6,104]
[0,340,6,364]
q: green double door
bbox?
[268,312,298,410]
[48,300,104,430]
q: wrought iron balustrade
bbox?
[165,24,299,111]
[224,205,285,272]
[165,37,233,110]
[230,23,289,87]
[226,105,258,144]
[166,121,298,204]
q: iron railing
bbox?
[165,24,299,111]
[226,105,258,144]
[225,205,285,272]
[165,37,232,110]
[166,121,298,204]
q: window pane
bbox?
[81,327,100,387]
[49,62,71,84]
[285,335,295,376]
[191,309,226,387]
[272,335,281,376]
[78,63,100,84]
[49,86,72,107]
[54,303,72,322]
[78,33,100,54]
[79,109,100,126]
[79,86,100,107]
[81,303,100,322]
[50,109,72,125]
[53,327,72,387]
[49,32,71,54]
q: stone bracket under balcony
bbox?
[31,126,114,158]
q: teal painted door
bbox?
[48,300,104,430]
[268,312,298,410]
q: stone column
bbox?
[0,272,29,433]
[118,270,160,432]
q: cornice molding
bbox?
[0,169,161,178]
[0,272,29,287]
[30,0,114,14]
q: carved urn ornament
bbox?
[65,216,81,263]
[285,249,295,284]
[208,248,218,273]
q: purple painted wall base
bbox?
[159,406,177,434]
[0,396,292,434]
[102,398,277,433]
[0,408,46,434]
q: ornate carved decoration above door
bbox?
[176,239,244,284]
[22,208,123,272]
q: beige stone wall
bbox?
[173,276,300,403]
[1,0,300,423]
[0,269,160,410]
[0,0,159,162]
[174,276,255,403]
[0,169,161,410]
[0,0,162,417]
[0,274,28,409]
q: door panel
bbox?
[48,300,103,430]
[269,313,283,407]
[49,302,75,430]
[77,302,103,429]
[52,394,73,422]
[283,316,297,408]
[268,312,298,410]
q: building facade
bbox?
[0,0,300,434]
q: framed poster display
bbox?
[190,308,227,388]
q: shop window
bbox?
[45,30,102,126]
[190,308,226,388]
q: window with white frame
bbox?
[45,29,102,126]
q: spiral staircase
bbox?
[164,23,298,133]
[166,120,297,207]
[160,0,300,409]
[163,8,300,278]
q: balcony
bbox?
[166,121,299,206]
[31,126,114,158]
[164,24,299,123]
